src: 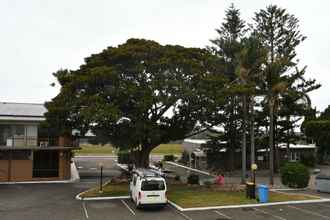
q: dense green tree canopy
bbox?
[304,105,330,163]
[45,38,227,167]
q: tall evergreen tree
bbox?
[209,4,246,178]
[253,5,319,184]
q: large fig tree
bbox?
[45,39,227,167]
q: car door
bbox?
[130,174,137,202]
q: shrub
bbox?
[117,152,130,164]
[174,175,181,181]
[280,162,310,188]
[187,174,199,185]
[163,154,175,161]
[179,151,190,165]
[203,180,214,188]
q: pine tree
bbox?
[209,3,246,180]
[253,5,319,184]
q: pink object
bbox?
[216,175,224,185]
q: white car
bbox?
[129,168,167,208]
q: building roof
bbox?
[278,143,316,149]
[0,102,46,122]
[183,139,209,144]
[257,143,316,152]
[0,146,79,151]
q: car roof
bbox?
[133,168,164,179]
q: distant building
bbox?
[0,102,77,182]
[182,139,209,170]
[182,138,316,171]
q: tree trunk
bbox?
[241,95,247,184]
[228,97,236,171]
[133,146,153,168]
[274,117,280,173]
[269,100,274,185]
[250,96,255,167]
[286,116,290,160]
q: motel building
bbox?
[0,102,78,182]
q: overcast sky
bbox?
[1,0,329,111]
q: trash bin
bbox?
[258,184,269,203]
[246,182,256,199]
[315,175,330,193]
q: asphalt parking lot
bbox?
[2,157,330,220]
[3,185,330,220]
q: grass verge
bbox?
[79,182,129,198]
[167,184,319,208]
[74,144,183,156]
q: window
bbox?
[33,151,59,178]
[0,125,12,146]
[141,180,165,191]
[13,125,24,136]
[290,152,300,161]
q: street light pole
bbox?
[99,163,103,193]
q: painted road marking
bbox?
[89,168,97,170]
[288,205,330,219]
[214,210,232,219]
[168,204,193,220]
[82,202,89,219]
[121,200,136,216]
[253,208,286,220]
[78,166,84,169]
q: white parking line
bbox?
[168,204,193,220]
[89,168,97,170]
[78,166,84,169]
[253,208,286,220]
[82,202,89,219]
[288,205,330,219]
[121,200,136,216]
[214,210,232,219]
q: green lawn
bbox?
[74,144,182,156]
[79,182,318,208]
[167,184,318,208]
[80,182,129,198]
[151,144,183,155]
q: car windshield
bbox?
[141,180,165,191]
